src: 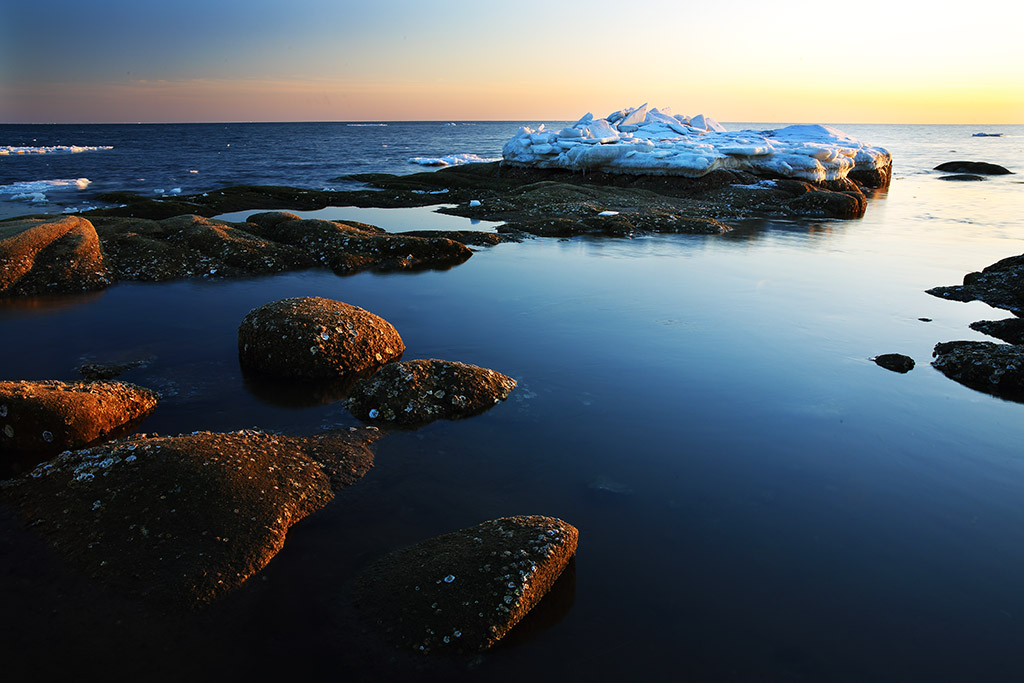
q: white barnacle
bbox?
[368,408,379,419]
[444,574,455,583]
[41,430,54,443]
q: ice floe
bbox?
[0,145,113,155]
[409,153,499,167]
[502,104,890,183]
[0,178,91,203]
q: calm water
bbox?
[2,122,1024,681]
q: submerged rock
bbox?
[927,253,1024,316]
[346,359,516,427]
[77,358,152,380]
[0,380,159,454]
[0,427,380,606]
[872,353,915,373]
[938,174,987,182]
[238,297,404,380]
[355,515,578,653]
[934,161,1013,175]
[931,341,1024,400]
[0,216,111,296]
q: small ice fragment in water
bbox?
[469,199,481,207]
[598,210,619,216]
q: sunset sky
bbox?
[2,0,1021,124]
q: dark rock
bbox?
[872,353,915,373]
[0,380,159,454]
[938,174,987,182]
[77,359,152,380]
[970,318,1024,345]
[346,359,516,427]
[355,515,578,653]
[926,253,1024,315]
[934,161,1012,175]
[0,427,380,606]
[238,297,404,380]
[0,216,112,296]
[931,341,1024,400]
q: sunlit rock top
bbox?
[502,103,891,183]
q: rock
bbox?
[938,174,987,182]
[926,253,1024,316]
[355,515,578,653]
[931,341,1024,400]
[238,297,404,380]
[934,161,1012,175]
[872,353,915,373]
[243,213,473,274]
[0,380,159,454]
[0,216,112,296]
[346,359,516,427]
[0,427,381,606]
[970,318,1024,345]
[77,358,151,380]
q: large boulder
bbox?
[0,216,111,296]
[346,359,516,427]
[238,297,404,380]
[0,380,159,454]
[356,515,578,653]
[931,341,1024,400]
[0,427,381,606]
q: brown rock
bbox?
[0,427,380,606]
[0,216,111,296]
[0,380,159,454]
[356,515,578,653]
[347,359,516,427]
[238,297,404,380]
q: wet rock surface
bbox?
[872,353,916,373]
[0,216,112,296]
[346,359,516,427]
[926,253,1024,316]
[0,380,159,454]
[355,515,578,653]
[238,297,404,380]
[931,341,1024,400]
[933,161,1013,175]
[0,427,381,606]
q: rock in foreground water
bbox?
[346,359,516,427]
[933,161,1012,175]
[238,297,404,380]
[0,380,159,454]
[931,341,1024,400]
[872,353,915,373]
[0,427,380,606]
[927,253,1024,316]
[356,515,578,653]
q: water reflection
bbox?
[215,204,502,233]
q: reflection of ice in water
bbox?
[588,475,632,495]
[214,204,501,233]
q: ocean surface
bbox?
[2,121,1024,681]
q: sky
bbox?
[1,0,1022,124]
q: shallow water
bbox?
[2,123,1024,681]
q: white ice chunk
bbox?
[619,103,648,127]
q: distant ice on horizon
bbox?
[502,103,891,183]
[0,145,113,155]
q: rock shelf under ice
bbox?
[502,103,891,183]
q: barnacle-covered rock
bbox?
[346,359,516,427]
[0,215,111,296]
[0,380,158,454]
[931,341,1024,401]
[0,427,381,606]
[927,253,1024,316]
[355,515,578,653]
[238,297,404,380]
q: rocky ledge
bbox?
[0,427,381,606]
[927,253,1024,316]
[932,341,1024,400]
[0,380,159,454]
[0,211,476,297]
[356,515,578,653]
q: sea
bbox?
[1,121,1023,682]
